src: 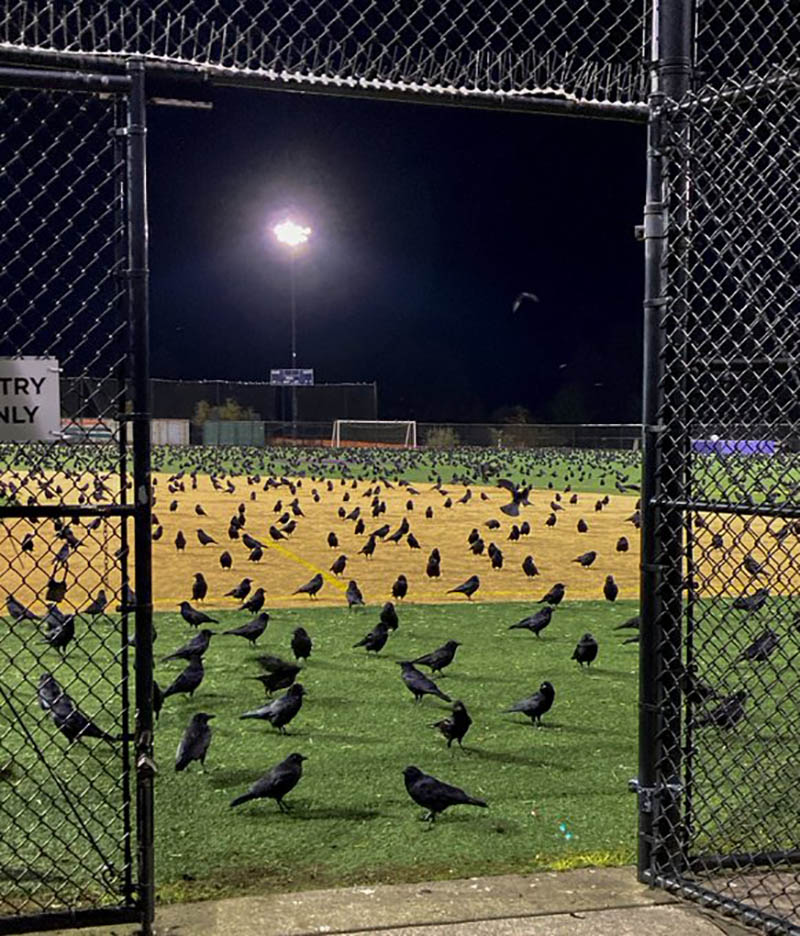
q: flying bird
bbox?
[512,291,539,312]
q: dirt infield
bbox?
[1,470,790,612]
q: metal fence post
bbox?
[126,59,155,936]
[637,0,694,884]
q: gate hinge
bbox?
[628,778,683,813]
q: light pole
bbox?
[272,218,311,437]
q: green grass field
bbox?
[1,599,641,907]
[151,599,641,902]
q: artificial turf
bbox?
[150,598,641,901]
[0,598,641,907]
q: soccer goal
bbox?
[331,419,417,448]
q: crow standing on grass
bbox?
[252,656,301,695]
[179,601,217,628]
[402,766,487,823]
[353,621,391,655]
[223,612,270,647]
[175,713,214,772]
[380,601,399,630]
[508,606,553,637]
[192,572,208,602]
[505,681,555,725]
[38,673,116,744]
[330,554,347,576]
[696,690,747,729]
[6,595,38,622]
[162,654,205,700]
[291,627,313,662]
[230,753,307,811]
[430,700,472,748]
[572,633,599,667]
[412,640,461,675]
[161,628,215,662]
[398,662,452,703]
[240,684,305,734]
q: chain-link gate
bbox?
[636,2,800,933]
[0,1,797,934]
[0,65,154,933]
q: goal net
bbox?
[331,420,417,448]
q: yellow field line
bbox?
[151,540,346,609]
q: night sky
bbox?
[147,86,646,422]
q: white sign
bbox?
[0,357,61,442]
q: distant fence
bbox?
[58,376,378,423]
[421,423,642,450]
[151,378,377,422]
[192,421,644,449]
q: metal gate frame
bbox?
[0,62,154,935]
[635,2,800,933]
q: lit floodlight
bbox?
[273,218,311,249]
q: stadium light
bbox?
[273,218,311,249]
[272,217,312,437]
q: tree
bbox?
[192,399,212,426]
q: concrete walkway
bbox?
[32,867,752,936]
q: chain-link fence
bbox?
[0,1,650,114]
[0,68,154,933]
[637,2,800,932]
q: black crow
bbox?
[411,640,460,674]
[162,655,204,700]
[179,601,217,628]
[294,573,324,599]
[521,555,539,577]
[538,583,566,605]
[380,601,399,630]
[38,673,116,744]
[572,633,599,667]
[353,621,390,654]
[240,684,305,734]
[696,690,747,729]
[447,575,480,600]
[330,554,347,576]
[573,550,597,568]
[505,681,555,725]
[239,587,266,613]
[162,628,215,662]
[291,626,312,661]
[223,612,270,647]
[230,752,306,811]
[175,713,214,772]
[225,578,252,600]
[398,662,452,703]
[192,572,208,602]
[392,574,409,600]
[509,606,553,637]
[431,700,472,748]
[403,766,487,822]
[6,595,38,622]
